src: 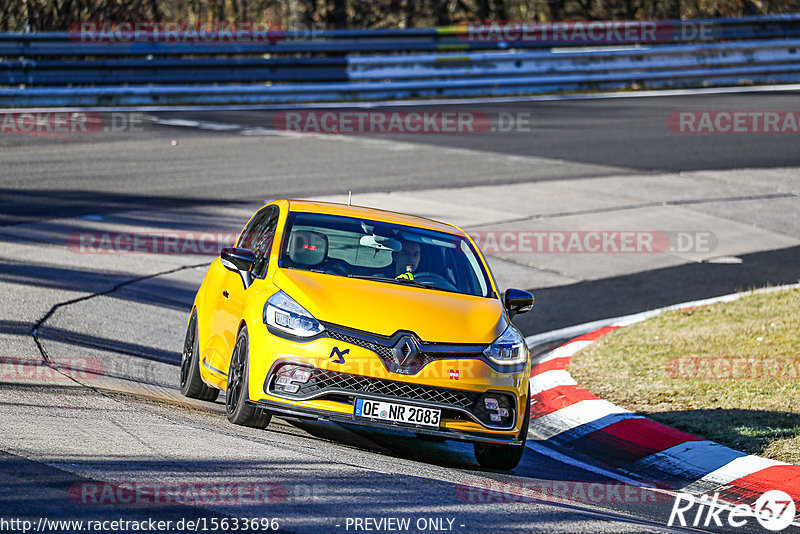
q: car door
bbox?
[217,205,280,372]
[197,258,241,378]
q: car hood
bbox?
[274,268,506,343]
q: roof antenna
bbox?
[348,190,352,206]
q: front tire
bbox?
[180,309,220,402]
[473,392,530,470]
[225,326,271,429]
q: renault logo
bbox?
[392,336,420,366]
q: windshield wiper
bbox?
[346,274,436,290]
[347,274,463,295]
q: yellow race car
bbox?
[181,199,534,469]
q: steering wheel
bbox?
[319,257,350,276]
[412,272,459,292]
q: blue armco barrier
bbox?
[4,62,799,106]
[1,57,349,85]
[347,39,800,80]
[1,14,800,106]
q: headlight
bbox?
[483,325,528,367]
[263,290,324,338]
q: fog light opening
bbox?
[273,363,314,394]
[481,394,513,426]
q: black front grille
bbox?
[325,328,484,375]
[424,351,483,360]
[283,367,480,409]
[327,329,434,373]
[267,366,516,428]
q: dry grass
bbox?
[568,287,800,464]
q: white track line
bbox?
[534,340,594,365]
[682,456,789,494]
[528,399,635,441]
[627,441,741,481]
[529,369,578,395]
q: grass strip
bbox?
[569,287,800,464]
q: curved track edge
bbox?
[526,284,800,518]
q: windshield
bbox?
[280,212,494,298]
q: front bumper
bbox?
[264,360,518,431]
[236,322,530,441]
[245,398,525,446]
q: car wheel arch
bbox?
[224,319,250,376]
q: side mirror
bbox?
[220,247,256,289]
[504,288,534,319]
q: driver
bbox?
[392,240,421,280]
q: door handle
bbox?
[222,290,229,298]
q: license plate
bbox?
[354,398,441,428]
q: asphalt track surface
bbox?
[1,91,798,533]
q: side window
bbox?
[238,207,269,250]
[237,206,279,278]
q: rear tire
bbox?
[473,391,530,470]
[225,326,271,429]
[180,309,219,402]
